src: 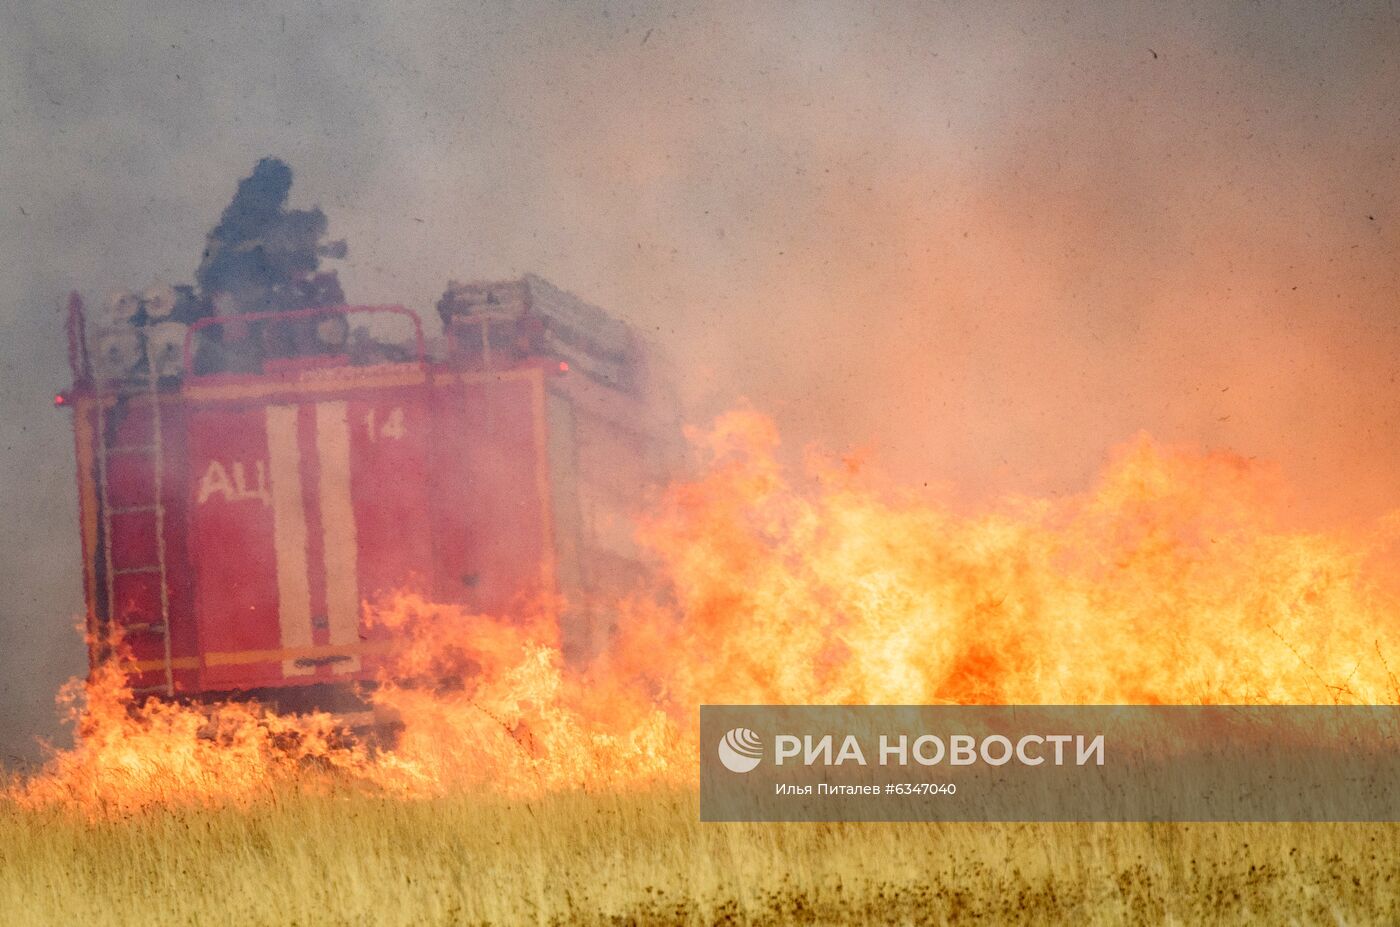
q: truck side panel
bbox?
[344,393,435,673]
[186,403,287,688]
[429,369,553,620]
[184,377,436,690]
[543,373,682,658]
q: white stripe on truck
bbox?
[265,404,314,676]
[314,401,362,674]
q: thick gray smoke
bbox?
[1,1,1398,765]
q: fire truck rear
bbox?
[58,275,680,716]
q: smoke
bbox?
[481,2,1400,527]
[2,1,1399,763]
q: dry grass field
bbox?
[3,788,1398,925]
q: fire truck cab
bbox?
[60,275,680,709]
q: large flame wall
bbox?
[11,409,1400,816]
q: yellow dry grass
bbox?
[2,788,1397,925]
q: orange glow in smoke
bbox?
[10,409,1400,816]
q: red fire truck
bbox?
[58,275,680,713]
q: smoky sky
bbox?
[1,1,1398,760]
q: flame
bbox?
[619,411,1400,707]
[10,408,1400,816]
[14,659,380,813]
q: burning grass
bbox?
[3,790,1400,925]
[14,410,1400,816]
[6,409,1400,922]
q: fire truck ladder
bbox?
[94,344,175,696]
